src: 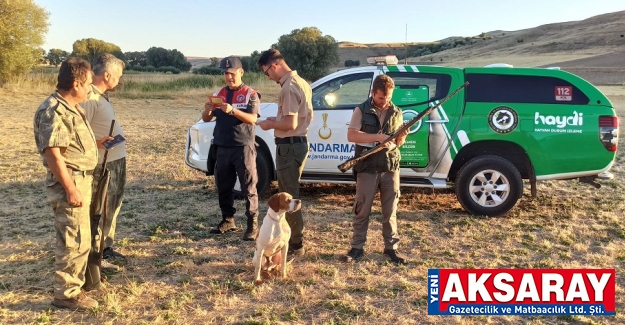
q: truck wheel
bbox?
[455,155,523,216]
[233,150,272,200]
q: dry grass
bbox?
[1,72,625,325]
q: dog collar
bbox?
[267,209,281,222]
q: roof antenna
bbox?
[404,23,408,65]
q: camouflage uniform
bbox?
[33,92,98,300]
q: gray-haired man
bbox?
[81,53,127,271]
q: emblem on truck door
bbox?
[318,113,332,140]
[488,106,518,134]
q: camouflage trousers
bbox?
[91,157,126,251]
[46,172,93,299]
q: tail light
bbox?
[599,116,619,152]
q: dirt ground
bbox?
[3,38,625,324]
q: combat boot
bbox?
[210,216,237,234]
[242,216,258,241]
[52,292,99,311]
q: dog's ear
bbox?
[268,193,281,212]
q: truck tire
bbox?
[455,155,523,216]
[233,150,272,200]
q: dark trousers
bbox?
[275,142,308,245]
[214,145,259,219]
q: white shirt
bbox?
[81,85,127,164]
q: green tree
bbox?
[124,51,147,67]
[46,48,69,67]
[249,50,261,72]
[145,47,169,67]
[72,38,125,63]
[240,56,251,72]
[240,51,262,73]
[274,27,338,81]
[38,48,46,64]
[168,49,191,72]
[145,47,191,72]
[0,0,49,83]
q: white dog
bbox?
[252,192,301,285]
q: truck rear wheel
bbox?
[455,155,523,216]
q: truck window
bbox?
[312,72,374,110]
[385,72,452,102]
[465,74,590,104]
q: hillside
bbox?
[339,10,625,64]
[335,10,625,84]
[188,10,625,85]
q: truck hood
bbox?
[260,103,277,111]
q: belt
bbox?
[67,168,94,176]
[275,136,307,144]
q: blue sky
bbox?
[38,0,625,58]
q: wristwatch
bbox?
[228,108,236,116]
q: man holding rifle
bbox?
[82,53,127,272]
[344,74,410,264]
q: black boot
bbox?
[210,216,237,234]
[242,216,258,241]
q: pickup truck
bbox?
[185,56,618,216]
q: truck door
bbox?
[385,69,461,178]
[306,71,377,172]
[391,84,431,167]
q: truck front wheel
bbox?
[455,155,523,216]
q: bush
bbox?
[156,66,181,74]
[122,75,214,92]
[127,65,156,72]
[242,72,265,86]
[126,65,180,74]
[344,59,360,67]
[192,66,222,75]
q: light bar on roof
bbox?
[366,55,399,66]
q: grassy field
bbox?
[1,71,624,325]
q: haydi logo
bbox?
[535,111,583,128]
[428,269,615,316]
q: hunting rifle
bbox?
[338,82,469,173]
[84,120,115,290]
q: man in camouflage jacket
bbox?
[33,57,100,311]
